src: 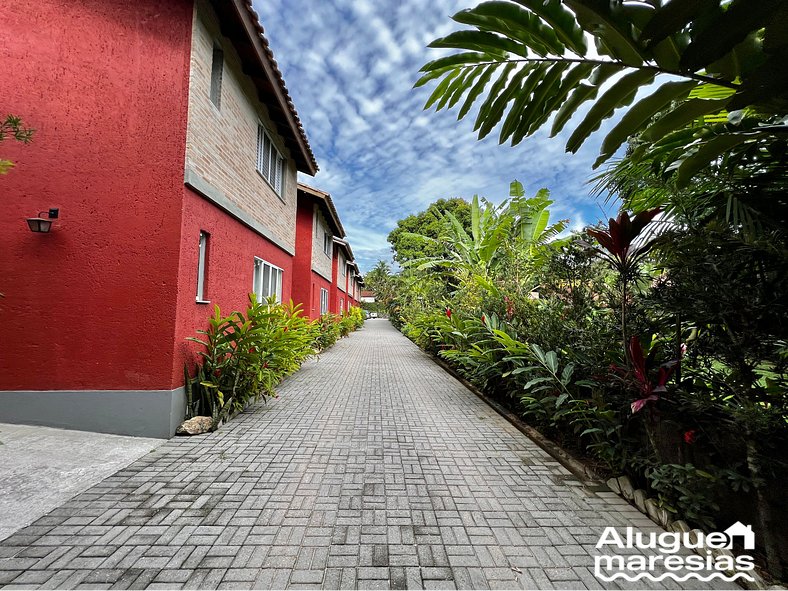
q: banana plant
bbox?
[404,181,566,294]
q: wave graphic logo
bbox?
[593,523,756,584]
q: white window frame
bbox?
[320,288,329,315]
[339,253,346,277]
[323,231,332,257]
[256,124,285,198]
[253,257,283,304]
[196,231,209,302]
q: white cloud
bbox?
[254,0,616,272]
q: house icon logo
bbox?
[724,522,755,550]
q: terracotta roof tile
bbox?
[297,182,345,238]
[241,1,318,173]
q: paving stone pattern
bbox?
[0,321,730,590]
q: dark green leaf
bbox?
[676,133,754,186]
[458,64,498,119]
[566,0,644,65]
[447,66,485,110]
[680,0,781,72]
[499,63,549,143]
[595,80,697,167]
[454,1,566,56]
[729,49,788,110]
[640,97,731,142]
[436,69,473,111]
[430,30,529,58]
[514,62,570,142]
[511,0,587,54]
[425,70,462,110]
[551,64,620,137]
[418,52,496,76]
[474,62,519,137]
[522,376,554,389]
[566,69,655,153]
[639,0,718,47]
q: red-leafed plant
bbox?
[611,336,678,463]
[627,336,677,415]
[586,208,662,365]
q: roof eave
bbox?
[216,0,318,175]
[298,183,345,237]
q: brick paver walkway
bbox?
[0,321,733,590]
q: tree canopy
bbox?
[387,197,472,264]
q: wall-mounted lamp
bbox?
[27,208,59,233]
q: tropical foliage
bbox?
[409,2,788,575]
[416,0,788,184]
[403,182,567,304]
[384,181,787,575]
[364,260,398,315]
[186,296,364,426]
[1,115,34,175]
[388,197,472,264]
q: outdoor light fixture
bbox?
[26,208,59,233]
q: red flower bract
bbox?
[683,429,697,444]
[504,295,514,319]
[446,307,452,318]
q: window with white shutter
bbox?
[256,125,285,198]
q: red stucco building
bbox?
[293,184,346,320]
[0,0,342,437]
[331,239,363,314]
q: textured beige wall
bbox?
[185,0,297,251]
[311,206,333,280]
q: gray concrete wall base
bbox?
[0,388,186,438]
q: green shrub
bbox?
[346,306,365,330]
[186,295,316,425]
[314,313,341,351]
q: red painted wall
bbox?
[309,272,332,319]
[291,197,314,316]
[172,188,294,380]
[0,0,193,391]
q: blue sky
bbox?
[254,0,618,273]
